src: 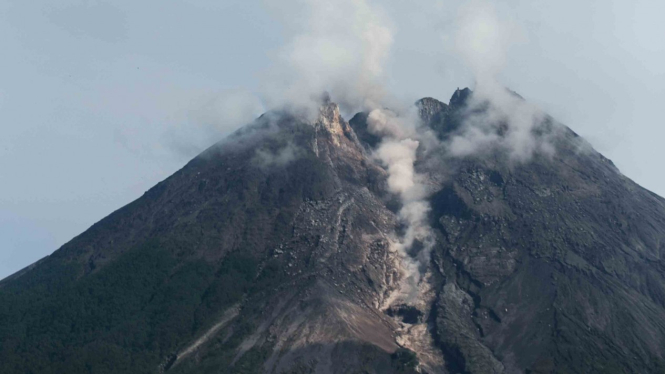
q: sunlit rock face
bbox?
[2,89,665,374]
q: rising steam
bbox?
[199,0,559,303]
[260,0,394,117]
[260,0,438,299]
[445,0,555,162]
[368,109,435,300]
[260,0,555,302]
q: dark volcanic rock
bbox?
[2,89,665,374]
[416,97,449,126]
[413,90,665,373]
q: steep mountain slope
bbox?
[413,91,665,373]
[0,100,416,374]
[2,89,665,374]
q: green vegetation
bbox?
[390,348,418,373]
[0,242,267,374]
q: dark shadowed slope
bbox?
[2,90,665,374]
[0,101,416,374]
[413,91,665,374]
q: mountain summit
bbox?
[2,89,665,374]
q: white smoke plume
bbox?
[452,0,519,87]
[260,0,436,298]
[260,0,394,118]
[448,88,555,162]
[208,0,555,301]
[115,88,264,161]
[368,108,435,300]
[444,0,555,162]
[253,142,302,169]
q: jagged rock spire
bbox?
[415,97,448,125]
[449,87,472,108]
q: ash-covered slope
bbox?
[412,91,665,374]
[0,99,416,374]
[2,89,665,374]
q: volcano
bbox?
[2,89,665,374]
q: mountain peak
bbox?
[449,87,472,107]
[3,88,665,374]
[416,97,448,125]
[315,99,347,144]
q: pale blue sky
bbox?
[1,0,664,279]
